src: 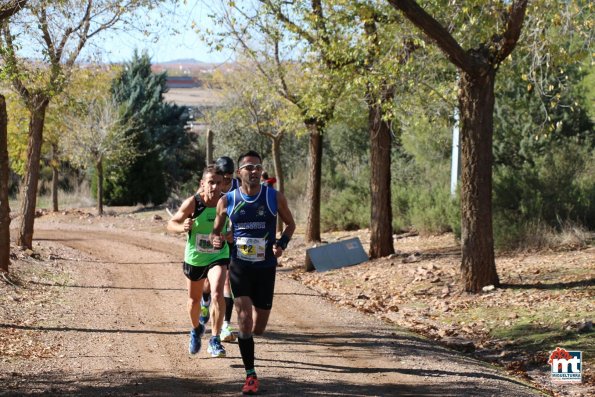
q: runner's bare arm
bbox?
[167,196,194,233]
[273,191,296,257]
[210,195,229,249]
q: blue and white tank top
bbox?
[227,185,277,267]
[222,177,240,196]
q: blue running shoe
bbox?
[207,336,226,358]
[199,297,211,325]
[189,325,204,355]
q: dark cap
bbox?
[215,156,235,174]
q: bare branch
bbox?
[0,0,27,21]
[1,23,30,102]
[493,0,528,64]
[386,0,477,74]
[37,6,59,61]
[65,0,94,67]
[260,0,317,45]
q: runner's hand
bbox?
[210,233,223,249]
[273,244,284,258]
[183,218,194,232]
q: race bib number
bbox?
[236,237,266,262]
[195,234,219,253]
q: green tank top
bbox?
[184,194,229,266]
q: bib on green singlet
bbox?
[195,233,218,253]
[184,198,228,266]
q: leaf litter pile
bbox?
[281,231,594,397]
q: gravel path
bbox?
[1,221,542,396]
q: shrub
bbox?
[321,183,370,231]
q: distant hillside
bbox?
[158,58,209,66]
[152,60,239,83]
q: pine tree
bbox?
[105,51,194,205]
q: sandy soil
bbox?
[0,211,544,396]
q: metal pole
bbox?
[450,106,460,197]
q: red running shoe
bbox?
[242,375,259,395]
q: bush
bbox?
[494,218,592,251]
[321,183,370,231]
[392,183,459,236]
[493,140,594,249]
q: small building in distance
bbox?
[166,76,200,89]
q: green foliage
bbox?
[209,68,308,178]
[5,92,28,175]
[492,45,594,249]
[321,184,370,231]
[493,141,594,248]
[104,51,200,205]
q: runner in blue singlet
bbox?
[210,150,295,395]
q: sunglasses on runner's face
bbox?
[239,163,263,172]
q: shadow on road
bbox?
[500,278,594,290]
[0,323,185,336]
[0,369,534,396]
[30,280,184,292]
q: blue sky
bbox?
[93,1,231,64]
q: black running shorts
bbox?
[183,259,229,282]
[229,260,276,310]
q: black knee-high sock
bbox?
[202,292,211,303]
[224,297,234,322]
[238,335,255,372]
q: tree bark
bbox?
[51,143,59,212]
[206,128,213,165]
[387,0,527,293]
[96,158,104,216]
[368,94,395,258]
[305,121,323,243]
[16,97,49,249]
[459,68,499,292]
[0,95,11,273]
[0,0,27,21]
[271,135,284,233]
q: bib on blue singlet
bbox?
[236,236,266,262]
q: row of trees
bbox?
[202,0,592,292]
[1,1,592,294]
[0,0,194,273]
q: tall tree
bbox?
[0,0,28,273]
[64,97,136,215]
[0,95,11,273]
[207,0,345,242]
[386,0,528,292]
[0,0,165,249]
[211,69,304,231]
[350,3,418,258]
[106,51,194,205]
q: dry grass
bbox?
[512,221,593,252]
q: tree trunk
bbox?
[206,128,213,165]
[305,122,323,243]
[368,95,395,258]
[271,136,284,233]
[96,158,104,216]
[51,143,59,212]
[459,69,499,292]
[0,95,11,273]
[16,97,49,249]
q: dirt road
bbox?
[1,220,541,396]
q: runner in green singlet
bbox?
[167,165,230,358]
